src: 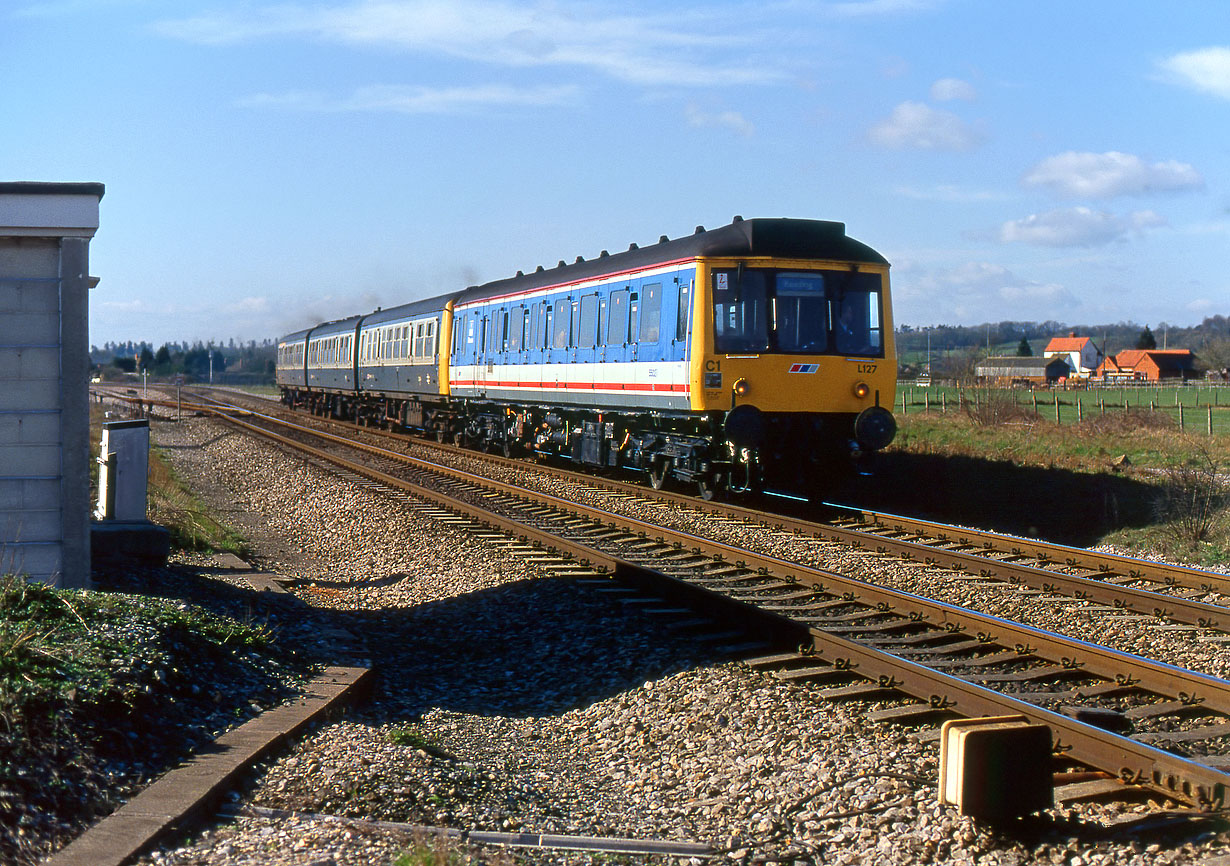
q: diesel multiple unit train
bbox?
[276,217,897,497]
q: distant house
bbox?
[975,356,1072,387]
[1096,349,1197,382]
[1043,334,1103,379]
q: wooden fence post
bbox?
[1179,403,1184,430]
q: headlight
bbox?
[852,381,871,399]
[733,378,750,396]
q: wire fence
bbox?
[896,383,1230,435]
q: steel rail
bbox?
[207,406,1230,809]
[835,506,1230,596]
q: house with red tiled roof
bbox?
[1095,349,1197,382]
[1043,334,1103,379]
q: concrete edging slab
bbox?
[44,665,371,866]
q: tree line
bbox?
[897,315,1230,380]
[90,339,276,381]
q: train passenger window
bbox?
[571,302,580,348]
[775,272,827,353]
[597,297,608,347]
[628,293,640,343]
[608,290,629,345]
[641,283,661,343]
[509,306,524,352]
[578,294,598,348]
[676,282,691,342]
[500,311,510,352]
[521,308,531,351]
[713,269,769,353]
[553,299,570,349]
[426,321,437,358]
[401,326,410,359]
[543,304,553,349]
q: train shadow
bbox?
[348,576,729,721]
[831,452,1162,548]
[98,562,730,722]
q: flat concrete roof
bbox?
[0,181,105,238]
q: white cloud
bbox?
[684,103,754,137]
[929,77,975,101]
[895,260,1077,323]
[868,101,981,151]
[1158,46,1230,99]
[238,83,579,114]
[153,0,782,88]
[1022,151,1203,199]
[999,207,1165,247]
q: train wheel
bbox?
[649,458,670,490]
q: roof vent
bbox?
[516,270,524,277]
[659,234,669,243]
[695,225,705,234]
[536,265,545,273]
[628,243,638,251]
[600,250,610,257]
[575,256,584,263]
[557,260,566,268]
[732,215,743,222]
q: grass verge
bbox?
[882,409,1230,565]
[0,569,310,865]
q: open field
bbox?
[897,383,1230,435]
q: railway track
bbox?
[140,386,1230,636]
[116,388,1230,813]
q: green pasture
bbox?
[896,383,1230,435]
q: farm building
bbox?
[1095,349,1197,382]
[975,356,1072,386]
[1043,334,1103,379]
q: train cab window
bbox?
[641,283,662,343]
[578,294,598,348]
[552,299,570,349]
[833,287,882,356]
[608,290,629,345]
[775,272,828,353]
[713,269,769,353]
[676,282,691,342]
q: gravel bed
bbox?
[129,413,1230,865]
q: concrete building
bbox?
[1,182,104,588]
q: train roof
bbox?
[304,314,364,339]
[456,217,888,306]
[361,294,456,327]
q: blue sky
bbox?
[5,0,1229,347]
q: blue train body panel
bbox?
[357,297,454,398]
[449,263,696,412]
